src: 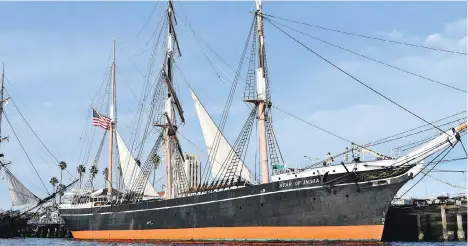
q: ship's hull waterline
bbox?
[60,168,413,242]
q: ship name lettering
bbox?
[303,178,320,185]
[279,181,292,188]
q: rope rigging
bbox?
[365,110,466,147]
[424,173,467,190]
[397,143,456,198]
[262,16,467,94]
[208,107,257,190]
[371,116,466,149]
[272,105,356,144]
[3,112,49,195]
[198,16,256,189]
[75,130,108,204]
[3,89,75,180]
[264,18,449,136]
[260,13,468,56]
[137,1,161,38]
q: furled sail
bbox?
[4,168,40,206]
[115,130,159,197]
[189,88,251,183]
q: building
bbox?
[183,153,201,189]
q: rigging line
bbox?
[127,21,166,153]
[264,17,467,94]
[114,65,141,103]
[272,105,354,144]
[174,11,249,83]
[396,136,439,153]
[424,173,467,190]
[425,157,468,164]
[145,13,167,48]
[129,46,154,59]
[424,169,466,173]
[266,19,448,136]
[173,11,254,111]
[366,110,466,146]
[373,117,465,148]
[177,16,232,86]
[137,1,161,38]
[3,92,74,180]
[260,13,468,56]
[90,48,113,104]
[198,17,256,187]
[116,43,146,79]
[3,112,50,195]
[459,138,468,157]
[398,144,455,198]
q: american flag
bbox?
[92,108,111,130]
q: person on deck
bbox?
[344,147,349,163]
[325,152,333,166]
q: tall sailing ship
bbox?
[59,0,467,242]
[0,64,77,238]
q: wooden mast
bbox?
[0,63,4,144]
[108,39,116,196]
[255,0,269,184]
[165,1,174,199]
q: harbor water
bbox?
[0,239,466,246]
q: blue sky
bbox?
[0,1,466,210]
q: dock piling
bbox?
[441,204,448,241]
[416,214,424,241]
[457,213,465,241]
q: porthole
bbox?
[333,170,336,172]
[346,194,349,198]
[295,175,297,177]
[313,197,316,201]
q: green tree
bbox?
[49,177,58,205]
[151,154,160,186]
[58,161,67,202]
[77,164,86,188]
[103,167,109,185]
[89,166,98,190]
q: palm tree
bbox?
[58,184,66,197]
[77,165,86,188]
[103,167,109,185]
[58,161,67,202]
[89,166,98,190]
[49,177,58,205]
[151,154,161,186]
[49,177,58,191]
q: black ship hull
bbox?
[59,166,415,241]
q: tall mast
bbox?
[0,64,10,168]
[255,0,269,184]
[108,39,116,196]
[0,63,4,145]
[165,1,175,199]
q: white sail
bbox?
[4,168,39,206]
[115,130,160,198]
[189,88,252,183]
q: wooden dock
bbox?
[382,204,467,241]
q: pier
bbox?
[383,195,467,242]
